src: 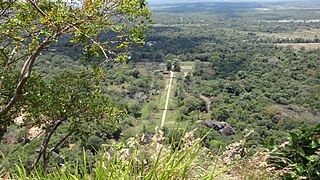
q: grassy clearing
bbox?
[131,60,201,134]
[254,28,320,40]
[141,102,155,120]
[164,111,176,122]
[167,78,177,110]
[157,90,167,111]
[276,43,320,49]
[181,61,195,67]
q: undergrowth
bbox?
[1,128,280,179]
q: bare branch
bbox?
[74,26,110,62]
[29,116,67,172]
[8,53,30,67]
[7,46,17,67]
[49,131,74,153]
[27,0,47,17]
[42,131,74,170]
[29,130,48,172]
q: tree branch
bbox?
[44,131,74,167]
[0,0,16,17]
[28,130,49,173]
[0,48,9,61]
[7,46,17,68]
[7,53,30,67]
[0,18,87,117]
[28,116,67,172]
[49,131,74,154]
[27,0,47,17]
[74,26,110,62]
[47,116,68,145]
[0,39,51,117]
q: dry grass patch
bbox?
[256,29,320,40]
[276,43,320,49]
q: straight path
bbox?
[161,71,174,128]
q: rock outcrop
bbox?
[204,120,236,136]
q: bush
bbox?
[268,124,320,179]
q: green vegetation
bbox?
[1,0,319,179]
[268,124,320,179]
[0,0,151,142]
[1,129,233,179]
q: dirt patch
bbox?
[200,95,212,112]
[14,115,24,125]
[14,114,43,140]
[165,121,175,125]
[28,127,43,140]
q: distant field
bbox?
[276,43,320,49]
[241,28,320,49]
[255,29,320,40]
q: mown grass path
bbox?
[161,71,174,128]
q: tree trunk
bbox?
[28,130,49,173]
[44,131,74,169]
[28,116,67,173]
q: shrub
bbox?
[268,124,320,179]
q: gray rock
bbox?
[220,125,236,136]
[204,120,235,136]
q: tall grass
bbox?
[0,151,6,178]
[4,128,278,179]
[6,128,233,179]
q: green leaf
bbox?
[290,171,297,179]
[297,147,306,158]
[289,132,298,141]
[296,165,304,173]
[307,155,319,162]
[311,140,319,148]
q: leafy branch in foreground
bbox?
[0,0,151,141]
[268,124,320,179]
[20,71,126,172]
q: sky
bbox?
[147,0,302,4]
